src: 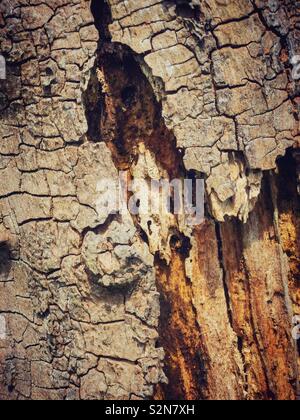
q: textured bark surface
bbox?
[0,0,299,400]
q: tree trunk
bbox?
[0,0,299,400]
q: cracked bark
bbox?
[0,0,299,400]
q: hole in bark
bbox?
[204,19,213,33]
[138,227,150,246]
[82,63,103,142]
[45,67,53,76]
[0,242,12,282]
[169,234,180,249]
[169,233,191,259]
[169,0,201,19]
[176,4,199,18]
[37,308,50,320]
[90,0,184,176]
[91,0,112,39]
[43,85,51,96]
[147,221,153,235]
[7,385,14,393]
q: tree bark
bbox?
[0,0,299,400]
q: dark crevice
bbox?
[82,62,103,142]
[91,0,112,40]
[215,222,234,328]
[90,0,185,177]
[83,0,113,142]
[36,307,50,320]
[7,385,14,394]
[170,0,201,20]
[169,231,192,260]
[0,242,12,282]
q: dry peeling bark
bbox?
[0,0,299,400]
